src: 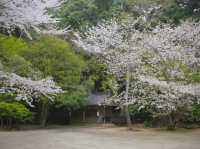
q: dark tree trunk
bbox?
[124,69,132,130]
[1,119,3,129]
[124,105,132,129]
[168,112,176,130]
[82,111,86,122]
[40,99,49,127]
[68,111,71,124]
[8,118,12,129]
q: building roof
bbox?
[87,93,107,106]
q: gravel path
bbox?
[0,125,200,149]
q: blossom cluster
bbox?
[0,0,67,39]
[0,71,63,106]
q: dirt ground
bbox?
[0,125,200,149]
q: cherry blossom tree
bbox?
[74,18,200,128]
[74,18,146,128]
[0,71,63,106]
[0,70,64,127]
[0,0,68,39]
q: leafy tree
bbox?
[57,0,98,30]
[56,0,125,30]
[22,36,86,87]
[0,34,94,126]
[0,34,37,77]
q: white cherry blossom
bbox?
[0,71,63,106]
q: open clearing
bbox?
[0,125,200,149]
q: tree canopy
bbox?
[0,0,200,128]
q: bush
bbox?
[183,104,200,125]
[148,105,200,129]
[191,104,200,122]
[144,120,153,128]
[129,105,152,123]
[0,102,33,129]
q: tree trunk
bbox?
[40,99,49,127]
[124,69,132,130]
[8,118,12,129]
[1,119,3,129]
[168,112,176,130]
[82,111,86,122]
[103,105,106,125]
[68,111,71,124]
[6,119,9,129]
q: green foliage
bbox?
[129,105,152,123]
[187,104,200,123]
[177,0,200,12]
[0,102,33,124]
[52,57,113,109]
[22,36,86,86]
[20,35,95,109]
[162,4,192,24]
[56,0,124,30]
[57,0,98,29]
[192,71,200,82]
[0,34,34,77]
[160,0,200,24]
[0,34,27,53]
[54,0,199,30]
[124,0,164,6]
[0,94,16,102]
[144,120,153,128]
[55,90,87,110]
[85,58,113,92]
[0,34,95,113]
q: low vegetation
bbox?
[0,102,32,129]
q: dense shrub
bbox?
[128,104,200,129]
[0,102,33,129]
[129,105,152,123]
[182,104,200,127]
[191,104,200,122]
